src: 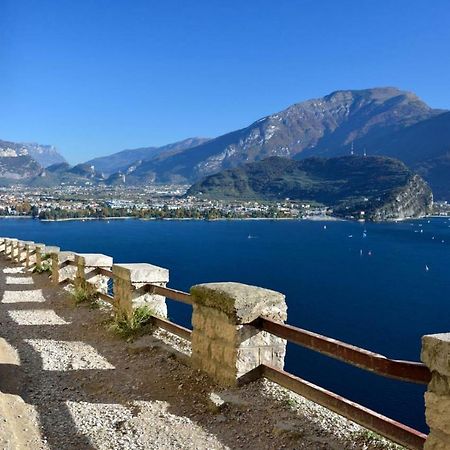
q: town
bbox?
[0,184,330,221]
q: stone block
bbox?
[77,253,112,268]
[44,246,60,254]
[425,391,450,435]
[429,372,450,396]
[425,431,450,450]
[113,263,169,283]
[210,341,225,362]
[191,309,205,330]
[192,333,211,357]
[422,334,450,377]
[191,282,287,324]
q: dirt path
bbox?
[0,259,401,449]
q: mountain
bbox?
[85,137,210,176]
[0,155,42,185]
[0,139,66,167]
[187,156,433,221]
[123,88,442,184]
[28,162,105,187]
[338,111,450,199]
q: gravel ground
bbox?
[0,258,404,449]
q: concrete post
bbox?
[422,333,450,449]
[190,282,287,386]
[74,253,113,294]
[112,263,169,322]
[51,251,76,285]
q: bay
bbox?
[2,216,450,432]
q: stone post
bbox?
[4,239,13,258]
[51,251,76,285]
[422,333,450,449]
[42,246,60,268]
[24,242,36,270]
[34,244,45,268]
[18,241,32,264]
[9,239,19,261]
[16,241,26,263]
[74,253,113,294]
[190,282,287,386]
[112,263,169,322]
[0,237,7,253]
[16,241,24,263]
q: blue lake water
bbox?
[2,216,450,432]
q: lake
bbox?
[2,216,450,432]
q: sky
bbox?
[1,0,449,164]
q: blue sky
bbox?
[1,0,449,164]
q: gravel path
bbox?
[0,258,403,449]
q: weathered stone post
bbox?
[4,239,13,258]
[422,333,450,449]
[0,237,7,253]
[190,282,287,386]
[18,241,32,264]
[112,263,169,322]
[34,244,45,268]
[50,251,76,285]
[24,242,36,270]
[74,253,113,294]
[10,239,20,262]
[42,246,59,269]
[16,241,24,263]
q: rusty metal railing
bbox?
[248,317,429,448]
[261,365,427,449]
[253,317,431,384]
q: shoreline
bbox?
[0,214,446,223]
[39,216,134,222]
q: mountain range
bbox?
[1,87,450,198]
[85,137,210,176]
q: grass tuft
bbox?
[33,262,52,274]
[109,305,154,340]
[72,285,99,309]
